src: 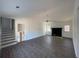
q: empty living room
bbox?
[0,0,79,58]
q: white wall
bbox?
[15,18,73,42]
[43,21,63,35]
[62,20,73,38]
[15,18,43,42]
[43,20,73,38]
[73,0,79,57]
[51,21,62,28]
[51,20,73,38]
[43,22,52,35]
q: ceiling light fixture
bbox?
[16,6,20,8]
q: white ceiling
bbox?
[1,0,75,21]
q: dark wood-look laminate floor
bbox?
[1,35,76,58]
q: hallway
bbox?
[1,36,76,58]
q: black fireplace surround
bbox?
[51,28,62,37]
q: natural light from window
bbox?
[64,25,70,32]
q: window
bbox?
[64,25,70,32]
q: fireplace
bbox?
[51,28,62,37]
